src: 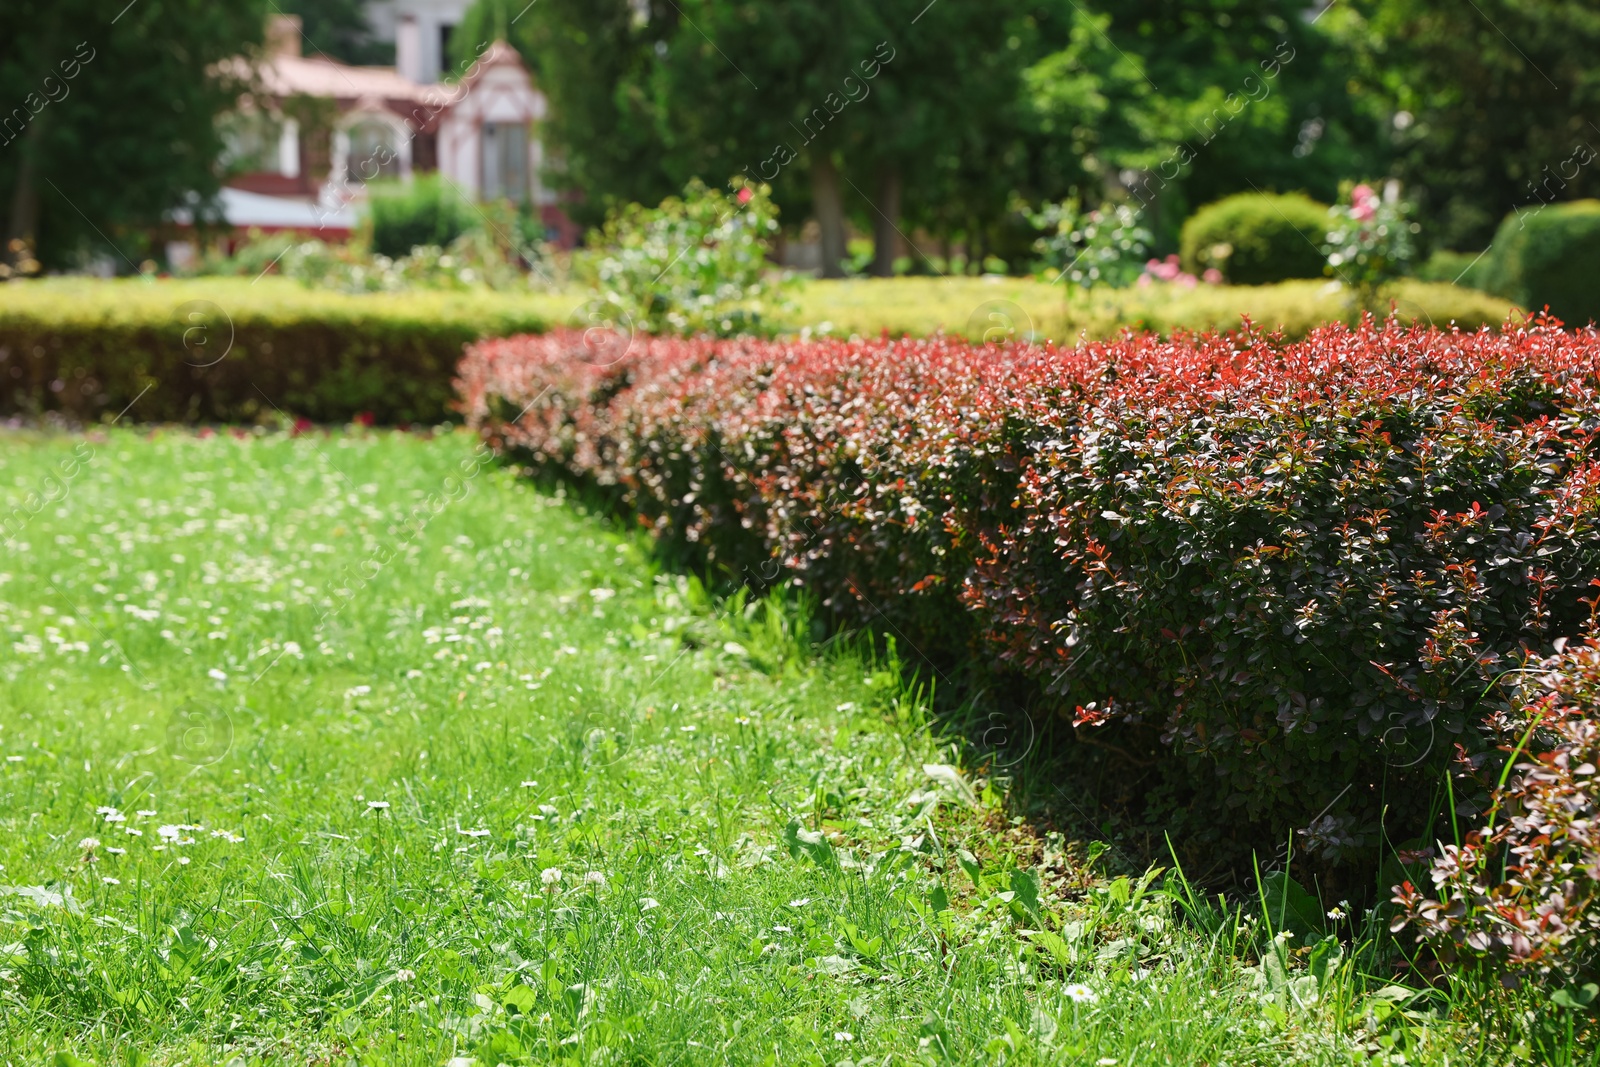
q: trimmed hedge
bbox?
[1180,192,1331,285]
[1480,200,1600,327]
[0,278,551,424]
[461,319,1600,874]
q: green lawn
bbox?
[0,428,1540,1065]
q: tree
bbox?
[647,0,885,277]
[1339,0,1600,250]
[465,0,1092,275]
[0,0,267,269]
[1027,0,1378,247]
[279,0,392,67]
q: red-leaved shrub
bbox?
[1396,642,1600,980]
[459,319,1600,869]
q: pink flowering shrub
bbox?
[1323,181,1420,302]
[1137,254,1223,288]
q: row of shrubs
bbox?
[461,318,1600,975]
[0,279,549,424]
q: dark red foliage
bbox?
[1396,642,1600,980]
[458,318,1600,866]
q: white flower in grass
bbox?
[520,780,538,788]
[97,806,126,824]
[102,877,120,885]
[106,847,126,855]
[459,828,491,838]
[135,810,156,818]
[124,827,142,837]
[639,897,660,911]
[157,825,182,841]
[540,867,562,886]
[787,898,811,909]
[178,856,191,866]
[584,871,606,886]
[79,837,101,851]
[834,1032,854,1043]
[208,668,228,682]
[367,800,391,812]
[1065,984,1099,1004]
[394,968,417,982]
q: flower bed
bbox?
[460,318,1600,872]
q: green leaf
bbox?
[782,818,836,867]
[1552,983,1599,1010]
[1026,929,1075,969]
[1259,871,1326,938]
[1009,868,1041,919]
[503,983,538,1015]
[955,848,983,889]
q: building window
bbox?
[439,23,456,76]
[346,119,400,182]
[219,111,284,175]
[481,122,528,203]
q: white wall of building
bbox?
[436,58,547,203]
[366,0,474,83]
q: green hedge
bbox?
[1179,192,1331,285]
[1478,199,1600,326]
[0,278,555,424]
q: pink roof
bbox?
[214,41,537,127]
[251,54,432,104]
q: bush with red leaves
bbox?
[1395,642,1600,981]
[459,318,1600,869]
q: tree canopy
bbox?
[0,0,266,269]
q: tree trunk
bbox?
[811,153,846,279]
[871,165,902,277]
[5,122,42,268]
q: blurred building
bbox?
[366,0,474,85]
[207,14,575,247]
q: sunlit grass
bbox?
[0,428,1575,1065]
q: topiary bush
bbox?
[1180,192,1330,285]
[460,317,1600,875]
[1479,200,1600,327]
